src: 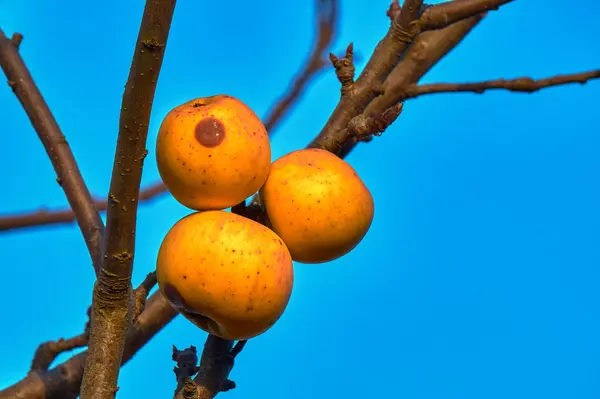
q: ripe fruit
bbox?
[156,95,271,211]
[260,148,374,264]
[156,210,294,340]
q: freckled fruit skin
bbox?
[156,95,271,210]
[260,148,374,264]
[156,210,294,340]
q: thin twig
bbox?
[403,70,600,98]
[418,0,514,30]
[0,182,167,232]
[80,1,177,398]
[262,0,339,134]
[30,334,89,373]
[134,271,158,319]
[0,29,105,273]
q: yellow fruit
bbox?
[260,148,374,263]
[156,95,271,210]
[156,210,294,340]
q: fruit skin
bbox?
[156,95,271,211]
[260,148,374,264]
[156,210,294,341]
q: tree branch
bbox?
[402,70,600,98]
[418,0,513,30]
[262,0,339,134]
[0,182,167,232]
[80,1,177,398]
[0,29,105,273]
[29,333,89,373]
[310,0,425,149]
[336,13,485,158]
[0,289,177,399]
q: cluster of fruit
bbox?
[155,94,374,341]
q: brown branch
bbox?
[29,334,89,373]
[0,181,167,233]
[0,29,105,273]
[174,336,236,399]
[134,271,158,319]
[80,1,177,398]
[0,289,178,399]
[262,0,339,134]
[402,70,600,98]
[309,0,425,150]
[336,13,485,158]
[418,0,514,31]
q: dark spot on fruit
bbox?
[192,102,205,108]
[195,117,226,147]
[183,275,187,279]
[163,283,194,313]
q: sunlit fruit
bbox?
[260,148,374,263]
[156,210,294,340]
[156,95,271,210]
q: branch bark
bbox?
[0,29,104,273]
[336,13,485,158]
[80,1,177,398]
[311,0,425,149]
[402,70,600,98]
[0,182,167,232]
[0,289,177,399]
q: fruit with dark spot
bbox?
[260,148,374,263]
[156,95,271,210]
[156,210,294,340]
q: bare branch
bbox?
[230,340,247,358]
[0,290,178,399]
[30,334,88,373]
[0,182,167,233]
[0,29,105,273]
[133,271,158,319]
[80,1,177,398]
[309,0,425,150]
[262,0,339,134]
[418,0,514,30]
[403,70,600,98]
[174,336,236,399]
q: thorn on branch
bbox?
[329,43,355,96]
[133,271,157,320]
[11,33,23,50]
[173,345,200,396]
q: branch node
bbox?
[11,33,23,49]
[330,42,355,96]
[348,103,404,142]
[173,345,200,396]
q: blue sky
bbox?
[1,1,600,398]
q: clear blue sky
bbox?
[1,1,600,398]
